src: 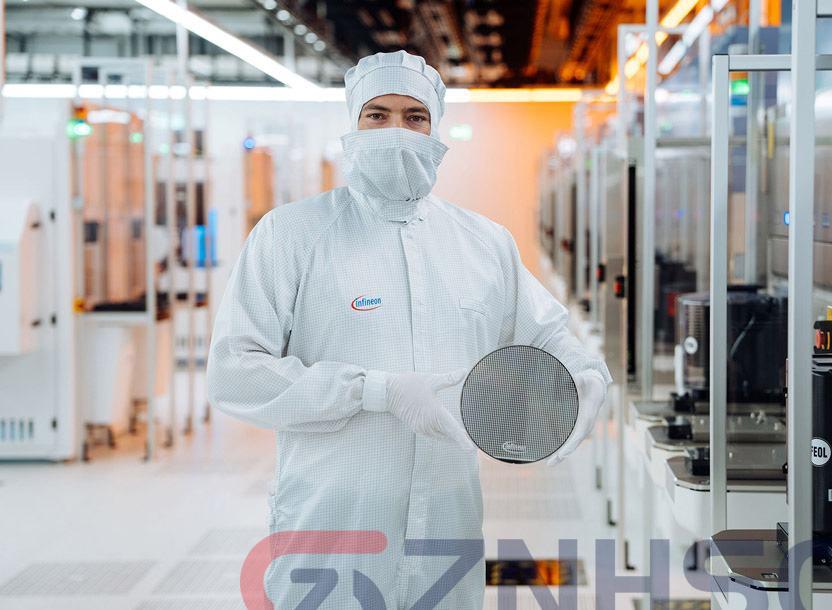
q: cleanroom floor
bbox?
[0,370,633,609]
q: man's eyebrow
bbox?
[363,104,391,112]
[405,107,429,114]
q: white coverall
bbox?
[207,181,612,608]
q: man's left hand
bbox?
[546,370,607,466]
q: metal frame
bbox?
[615,23,687,151]
[786,0,818,607]
[710,41,830,607]
[575,103,587,302]
[142,61,157,461]
[70,58,159,461]
[1,0,5,121]
[641,0,659,401]
[164,65,178,447]
[590,145,602,326]
[178,11,199,436]
[743,0,762,284]
[709,54,730,537]
[615,22,689,400]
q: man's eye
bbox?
[367,113,385,120]
[408,115,426,123]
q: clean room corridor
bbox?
[4,0,832,606]
[0,374,610,609]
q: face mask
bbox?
[341,127,448,202]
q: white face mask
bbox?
[341,127,448,202]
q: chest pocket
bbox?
[456,295,495,358]
[459,296,488,316]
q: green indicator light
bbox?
[731,78,750,96]
[66,119,92,139]
[129,132,144,144]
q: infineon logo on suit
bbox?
[351,295,382,311]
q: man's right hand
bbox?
[385,370,472,450]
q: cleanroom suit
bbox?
[207,50,612,609]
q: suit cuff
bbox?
[363,370,390,412]
[581,369,609,387]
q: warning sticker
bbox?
[812,438,831,467]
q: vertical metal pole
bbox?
[0,0,6,121]
[202,88,213,424]
[787,0,816,605]
[696,27,712,304]
[165,68,177,447]
[699,29,711,136]
[144,61,157,461]
[679,160,690,264]
[641,8,659,586]
[554,168,563,278]
[698,27,712,294]
[600,148,609,326]
[177,0,196,434]
[640,0,658,400]
[70,74,87,461]
[744,0,762,283]
[560,166,569,283]
[614,27,630,567]
[590,146,601,325]
[575,103,587,302]
[617,26,628,155]
[696,155,710,291]
[709,55,730,536]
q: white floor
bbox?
[0,373,651,610]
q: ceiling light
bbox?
[682,5,714,45]
[661,0,700,27]
[132,0,318,89]
[262,0,277,9]
[467,88,582,103]
[70,7,88,20]
[658,41,687,74]
[5,84,586,104]
[313,40,326,52]
[304,32,317,43]
[276,9,290,21]
[293,24,307,36]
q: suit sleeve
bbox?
[498,226,612,386]
[206,211,389,432]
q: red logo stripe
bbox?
[240,530,387,609]
[351,295,382,311]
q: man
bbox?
[207,50,611,609]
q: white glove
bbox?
[547,370,607,466]
[369,369,472,449]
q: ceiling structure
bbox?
[3,0,667,87]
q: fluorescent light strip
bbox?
[607,0,711,92]
[659,2,718,75]
[134,0,319,90]
[683,4,714,45]
[198,85,344,101]
[467,88,583,103]
[2,83,77,98]
[661,0,700,27]
[658,41,689,74]
[2,84,584,104]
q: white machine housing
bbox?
[0,201,41,355]
[0,108,77,461]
